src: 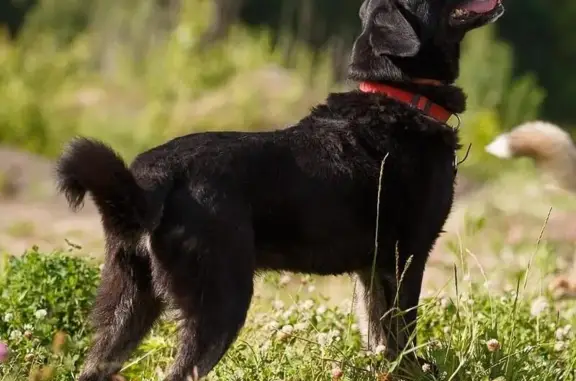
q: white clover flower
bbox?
[317,333,329,347]
[260,340,271,353]
[272,299,285,310]
[301,299,314,311]
[440,297,450,309]
[555,325,572,341]
[422,363,432,373]
[486,339,501,352]
[443,326,451,334]
[266,321,279,331]
[307,285,316,293]
[316,305,327,315]
[554,341,567,352]
[9,330,22,340]
[375,344,387,355]
[282,309,293,320]
[3,313,13,322]
[279,274,292,287]
[34,309,47,319]
[281,325,294,335]
[23,324,33,331]
[530,297,549,317]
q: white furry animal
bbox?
[485,120,576,193]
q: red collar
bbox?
[359,81,453,123]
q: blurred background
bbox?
[1,0,576,295]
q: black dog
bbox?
[56,0,504,379]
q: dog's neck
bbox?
[359,81,454,123]
[385,80,467,114]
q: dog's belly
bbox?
[254,232,376,275]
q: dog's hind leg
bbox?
[151,221,255,381]
[78,246,163,381]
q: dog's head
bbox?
[348,0,505,84]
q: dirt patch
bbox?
[0,145,103,256]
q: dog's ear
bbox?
[368,5,420,57]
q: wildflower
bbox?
[24,353,34,362]
[530,296,549,317]
[24,330,33,340]
[282,309,293,320]
[300,299,314,311]
[279,274,292,287]
[317,332,329,347]
[281,325,294,335]
[266,321,279,331]
[316,305,327,315]
[0,342,8,363]
[486,339,501,352]
[260,340,272,353]
[375,344,387,355]
[351,323,359,332]
[443,326,451,334]
[440,297,450,309]
[331,367,343,379]
[3,313,13,322]
[35,309,48,319]
[272,299,285,310]
[9,330,22,340]
[307,285,316,293]
[422,363,432,373]
[555,325,572,341]
[554,341,566,352]
[328,329,340,339]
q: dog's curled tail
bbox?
[56,137,147,239]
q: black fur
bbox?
[56,0,504,379]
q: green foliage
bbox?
[0,0,334,160]
[455,25,546,179]
[1,250,575,380]
[497,0,576,125]
[0,248,99,380]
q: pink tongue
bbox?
[460,0,498,13]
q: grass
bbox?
[1,241,575,381]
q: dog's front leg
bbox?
[354,256,427,366]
